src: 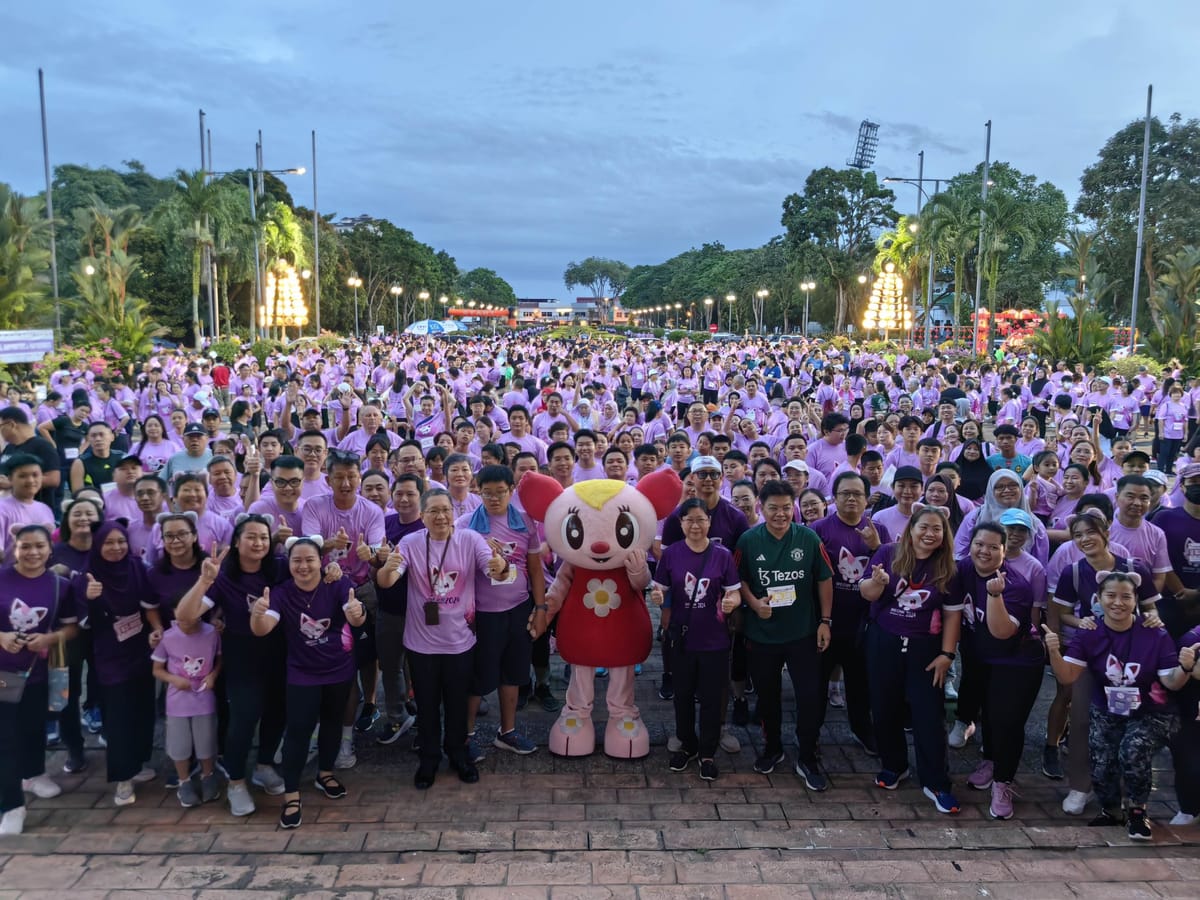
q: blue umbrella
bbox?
[404,319,447,335]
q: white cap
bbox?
[783,459,809,473]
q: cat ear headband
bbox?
[1095,569,1142,588]
[156,510,199,527]
[234,513,275,530]
[284,535,324,551]
[1065,508,1108,528]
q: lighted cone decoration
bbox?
[262,263,310,329]
[861,262,911,337]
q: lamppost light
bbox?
[84,264,95,276]
[301,269,311,279]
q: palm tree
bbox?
[924,189,977,335]
[979,193,1035,349]
[1148,246,1200,367]
[1057,228,1095,293]
[171,170,224,348]
[0,186,54,330]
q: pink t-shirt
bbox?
[399,529,493,655]
[151,622,220,717]
[301,495,386,586]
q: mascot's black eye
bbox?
[563,513,585,550]
[615,511,638,549]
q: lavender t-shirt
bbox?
[151,622,220,716]
[399,529,492,655]
[301,495,385,586]
[454,508,540,613]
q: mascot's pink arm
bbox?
[623,549,650,591]
[545,561,574,616]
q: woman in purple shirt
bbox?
[148,512,208,631]
[251,538,365,829]
[0,525,78,835]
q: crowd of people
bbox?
[0,333,1198,842]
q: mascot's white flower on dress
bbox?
[518,469,680,758]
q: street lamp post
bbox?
[418,290,431,322]
[754,289,769,334]
[300,268,311,336]
[673,302,682,329]
[390,285,403,333]
[801,280,816,336]
[347,276,362,336]
[703,296,713,330]
[725,293,736,332]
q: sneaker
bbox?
[1169,811,1197,827]
[21,774,62,799]
[0,807,27,835]
[923,786,962,815]
[669,750,698,772]
[448,755,480,784]
[177,779,201,808]
[279,799,302,829]
[947,721,975,749]
[82,707,103,734]
[334,741,357,770]
[596,667,608,677]
[754,750,786,775]
[990,781,1016,820]
[719,727,741,754]
[1042,744,1063,780]
[164,772,180,790]
[967,759,994,791]
[467,735,487,763]
[314,775,347,799]
[130,766,156,784]
[251,765,285,796]
[1063,790,1095,816]
[62,753,87,775]
[827,680,846,709]
[494,729,538,755]
[1127,807,1152,841]
[795,759,829,792]
[354,702,380,734]
[477,697,490,716]
[852,732,879,757]
[731,697,749,726]
[200,773,221,803]
[667,735,684,752]
[658,675,674,700]
[943,680,959,701]
[1088,809,1124,827]
[634,663,642,676]
[113,781,135,807]
[376,715,416,745]
[874,768,910,790]
[534,683,562,713]
[227,782,256,817]
[699,759,718,781]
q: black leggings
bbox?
[671,644,728,758]
[954,635,983,727]
[1170,685,1200,816]
[221,632,287,781]
[978,660,1045,783]
[281,679,354,792]
[0,681,49,813]
[408,647,473,771]
[100,674,155,783]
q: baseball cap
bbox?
[691,455,721,473]
[302,406,322,416]
[114,454,143,468]
[893,465,923,484]
[1124,450,1151,464]
[183,423,207,436]
[1144,469,1168,487]
[998,508,1034,530]
[783,459,809,473]
[1179,462,1200,480]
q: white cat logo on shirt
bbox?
[9,598,48,634]
[299,613,331,641]
[961,592,981,625]
[1184,537,1200,566]
[836,547,868,584]
[683,572,711,607]
[182,656,205,677]
[494,541,516,560]
[1105,654,1141,687]
[892,578,930,614]
[431,568,459,597]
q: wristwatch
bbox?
[534,603,549,612]
[819,617,833,626]
[938,650,956,661]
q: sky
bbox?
[2,1,1198,302]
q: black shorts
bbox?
[471,598,534,696]
[351,609,377,667]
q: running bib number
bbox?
[767,585,796,608]
[113,613,144,643]
[1104,685,1141,717]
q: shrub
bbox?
[1107,354,1163,381]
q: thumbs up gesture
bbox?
[252,588,271,617]
[486,549,507,580]
[1040,623,1060,655]
[328,527,350,552]
[344,588,365,624]
[986,569,1007,597]
[355,532,373,562]
[1180,642,1200,674]
[383,544,406,572]
[650,584,665,607]
[856,518,881,551]
[374,540,392,565]
[86,573,103,599]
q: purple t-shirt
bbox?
[201,554,288,637]
[956,556,1046,666]
[265,576,356,686]
[653,540,740,652]
[868,542,963,638]
[0,568,75,685]
[1108,518,1172,575]
[151,622,220,716]
[77,567,156,686]
[454,508,540,613]
[399,528,493,655]
[661,498,749,552]
[247,494,305,538]
[301,495,386,586]
[148,560,206,626]
[1064,622,1179,714]
[810,512,892,636]
[1053,556,1160,621]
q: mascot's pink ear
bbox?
[516,472,564,524]
[637,469,682,520]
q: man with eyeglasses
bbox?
[735,479,834,790]
[248,456,307,541]
[1110,475,1170,594]
[280,430,334,500]
[302,448,387,769]
[810,472,888,756]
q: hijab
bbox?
[956,439,994,502]
[84,520,149,597]
[978,468,1034,525]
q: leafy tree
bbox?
[456,268,517,307]
[1147,245,1200,367]
[1026,293,1113,367]
[0,185,54,330]
[163,169,227,348]
[924,188,980,328]
[563,257,631,322]
[979,192,1036,347]
[781,168,898,332]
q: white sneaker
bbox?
[251,765,285,796]
[1062,790,1094,815]
[1169,811,1197,827]
[130,767,156,784]
[227,782,256,817]
[21,774,62,799]
[334,741,357,770]
[947,721,975,749]
[0,806,27,835]
[113,781,135,807]
[828,680,846,709]
[719,726,741,754]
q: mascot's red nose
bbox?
[590,541,611,554]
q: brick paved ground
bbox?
[3,639,1197,896]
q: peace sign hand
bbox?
[201,546,229,584]
[857,519,881,551]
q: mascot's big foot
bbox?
[603,666,650,759]
[548,710,596,756]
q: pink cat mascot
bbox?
[518,469,680,758]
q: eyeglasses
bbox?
[162,532,193,543]
[835,491,866,500]
[681,518,709,527]
[479,491,510,501]
[424,508,453,517]
[694,471,721,480]
[297,444,325,455]
[272,477,303,489]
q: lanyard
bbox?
[426,531,452,598]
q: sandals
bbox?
[279,798,302,829]
[314,774,347,799]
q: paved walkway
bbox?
[4,658,1198,896]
